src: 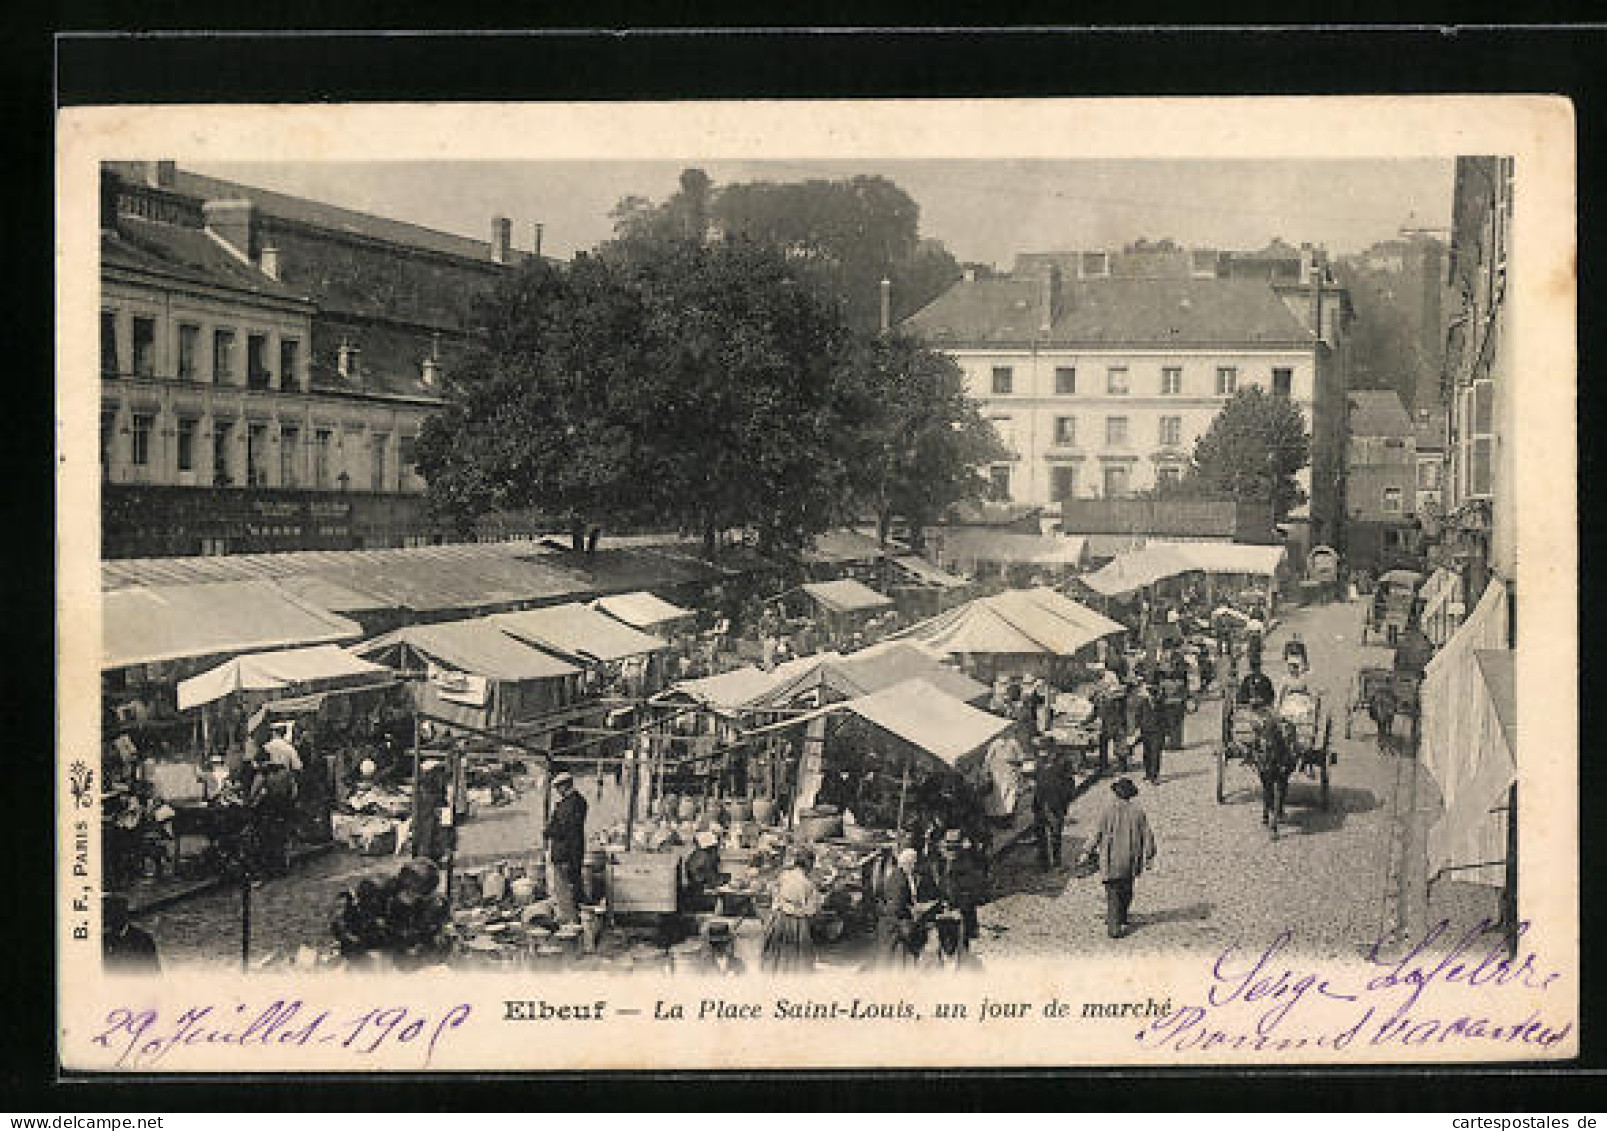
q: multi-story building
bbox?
[904,250,1351,548]
[1344,389,1421,572]
[1441,156,1516,594]
[1412,406,1449,531]
[99,161,540,557]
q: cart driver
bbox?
[1234,645,1276,712]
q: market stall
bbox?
[493,603,671,697]
[793,578,896,649]
[889,587,1126,685]
[591,590,698,634]
[352,618,583,738]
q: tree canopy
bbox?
[1160,387,1311,521]
[606,170,963,332]
[417,231,1000,558]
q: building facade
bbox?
[904,253,1350,547]
[1412,406,1449,531]
[99,162,539,557]
[1344,389,1422,572]
[1439,155,1516,608]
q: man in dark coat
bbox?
[1235,648,1276,710]
[931,828,987,951]
[1131,677,1165,786]
[1032,740,1075,870]
[544,771,588,925]
[1159,646,1190,751]
[878,847,938,966]
[1095,677,1130,773]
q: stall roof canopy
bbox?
[352,619,580,683]
[893,587,1125,658]
[591,591,695,631]
[801,528,895,565]
[494,603,669,663]
[103,580,362,670]
[100,540,724,618]
[177,644,392,711]
[663,665,784,711]
[801,578,895,615]
[747,641,989,709]
[940,528,1087,568]
[1080,541,1286,597]
[891,555,969,589]
[839,678,1013,766]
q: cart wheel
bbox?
[1215,746,1226,803]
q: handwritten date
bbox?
[93,999,472,1068]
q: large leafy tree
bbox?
[1180,386,1311,521]
[416,237,863,558]
[837,333,1008,550]
[608,171,962,332]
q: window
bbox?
[1106,366,1129,395]
[213,329,236,384]
[399,434,418,482]
[1054,366,1077,395]
[101,311,119,376]
[132,317,156,378]
[1418,460,1442,489]
[1053,416,1076,446]
[247,334,271,389]
[371,432,390,492]
[1272,367,1293,398]
[1382,487,1404,513]
[1158,416,1182,447]
[130,413,154,467]
[1160,367,1182,396]
[247,423,268,486]
[988,415,1013,451]
[213,421,234,485]
[280,339,301,389]
[280,425,300,487]
[1467,378,1496,498]
[177,324,200,381]
[1050,464,1077,502]
[1102,464,1130,498]
[990,366,1013,395]
[1215,366,1238,396]
[988,464,1011,500]
[1157,466,1182,488]
[1105,416,1128,447]
[176,417,197,472]
[314,429,333,488]
[100,410,115,471]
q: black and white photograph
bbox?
[55,97,1576,1072]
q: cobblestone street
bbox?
[976,596,1501,964]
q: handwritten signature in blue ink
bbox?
[92,999,473,1068]
[1136,919,1569,1055]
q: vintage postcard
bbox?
[56,96,1576,1072]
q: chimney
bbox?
[1040,265,1063,335]
[533,222,545,259]
[879,278,892,335]
[259,245,280,281]
[202,199,255,259]
[144,160,176,189]
[491,216,512,264]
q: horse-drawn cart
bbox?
[1217,693,1334,836]
[1345,666,1421,748]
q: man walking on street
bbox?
[1032,737,1075,870]
[544,770,587,925]
[1132,676,1165,786]
[1082,777,1157,939]
[1095,673,1129,773]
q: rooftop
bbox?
[1347,389,1415,438]
[103,217,312,306]
[904,275,1317,348]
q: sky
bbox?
[190,158,1455,270]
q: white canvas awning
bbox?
[591,591,696,631]
[177,644,392,711]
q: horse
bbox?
[1239,709,1298,838]
[1369,684,1398,755]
